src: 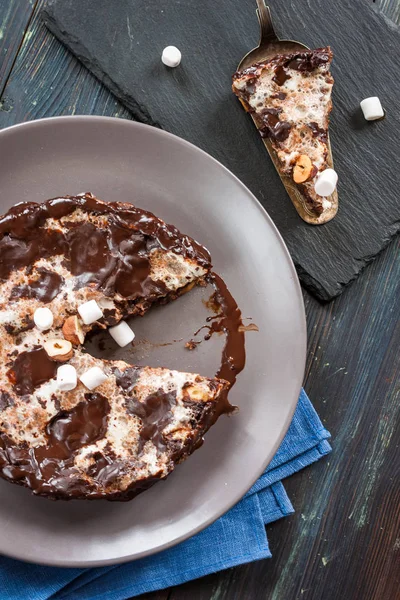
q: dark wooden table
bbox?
[0,2,399,599]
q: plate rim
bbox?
[0,115,306,567]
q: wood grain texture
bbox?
[41,0,400,301]
[0,0,131,127]
[0,0,36,98]
[0,1,398,600]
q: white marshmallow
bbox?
[57,364,77,392]
[360,97,384,121]
[161,46,181,67]
[109,321,135,347]
[314,168,338,197]
[33,307,54,331]
[80,366,108,390]
[77,300,103,325]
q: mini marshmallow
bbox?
[77,300,103,325]
[162,46,181,67]
[360,97,384,121]
[34,307,54,331]
[109,321,135,347]
[80,366,108,390]
[314,168,338,197]
[57,364,77,392]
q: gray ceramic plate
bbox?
[0,116,306,567]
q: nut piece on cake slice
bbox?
[232,46,337,224]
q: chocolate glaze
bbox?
[46,393,110,455]
[114,366,140,394]
[273,65,291,86]
[233,47,332,82]
[115,365,177,455]
[0,393,110,497]
[125,388,177,453]
[7,347,57,396]
[259,108,291,143]
[0,193,211,302]
[10,268,64,303]
[308,121,328,143]
[286,48,331,72]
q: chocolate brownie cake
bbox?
[232,47,336,222]
[0,193,231,500]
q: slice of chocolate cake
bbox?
[233,47,336,221]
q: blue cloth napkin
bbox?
[0,389,331,600]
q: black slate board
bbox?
[41,0,400,301]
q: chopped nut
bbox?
[43,339,73,362]
[293,154,313,183]
[184,383,208,401]
[62,315,85,345]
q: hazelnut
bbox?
[62,315,85,345]
[293,154,313,183]
[43,339,73,362]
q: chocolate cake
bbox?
[232,47,336,221]
[0,193,231,500]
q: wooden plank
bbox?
[378,0,400,22]
[0,0,35,97]
[0,0,131,127]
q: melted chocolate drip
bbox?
[86,447,124,487]
[0,229,67,282]
[7,348,57,396]
[0,194,211,302]
[187,272,246,422]
[207,273,246,388]
[0,393,110,497]
[245,77,257,95]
